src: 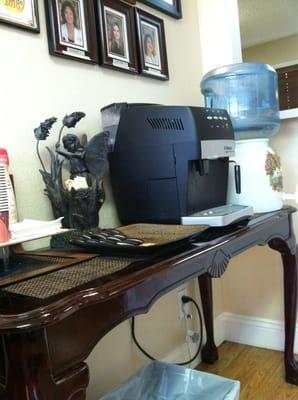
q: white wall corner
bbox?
[197,0,242,74]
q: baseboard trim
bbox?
[163,312,298,366]
[220,312,298,352]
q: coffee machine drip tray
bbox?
[181,205,254,227]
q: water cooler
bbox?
[201,62,283,213]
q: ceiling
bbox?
[238,0,298,48]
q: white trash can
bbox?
[100,361,240,400]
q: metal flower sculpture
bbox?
[34,117,57,172]
[62,112,86,128]
[34,112,109,231]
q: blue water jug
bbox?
[200,63,280,140]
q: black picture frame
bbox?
[139,0,182,19]
[96,0,139,74]
[44,0,98,64]
[135,8,169,81]
[0,0,40,32]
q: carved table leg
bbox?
[198,273,218,363]
[0,329,89,399]
[270,232,298,385]
[281,251,298,384]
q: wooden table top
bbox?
[0,206,295,333]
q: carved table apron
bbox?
[0,207,296,399]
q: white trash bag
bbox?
[100,361,240,400]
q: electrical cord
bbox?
[131,295,203,366]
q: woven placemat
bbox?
[4,256,136,299]
[118,224,207,245]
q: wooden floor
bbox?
[197,341,298,399]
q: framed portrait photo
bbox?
[139,0,182,19]
[0,0,39,32]
[45,0,98,64]
[135,8,169,80]
[96,0,139,74]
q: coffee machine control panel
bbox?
[198,108,235,159]
[204,108,231,130]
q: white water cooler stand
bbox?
[227,138,283,213]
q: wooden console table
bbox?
[0,207,297,399]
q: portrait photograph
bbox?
[45,0,98,64]
[96,0,139,75]
[135,8,169,80]
[56,0,87,50]
[139,0,182,19]
[141,21,161,70]
[104,6,129,62]
[0,0,39,32]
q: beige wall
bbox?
[242,33,298,66]
[222,246,284,319]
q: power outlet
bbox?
[177,287,187,319]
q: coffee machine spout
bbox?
[198,159,210,176]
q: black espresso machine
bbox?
[101,103,235,225]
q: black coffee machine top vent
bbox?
[147,117,184,131]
